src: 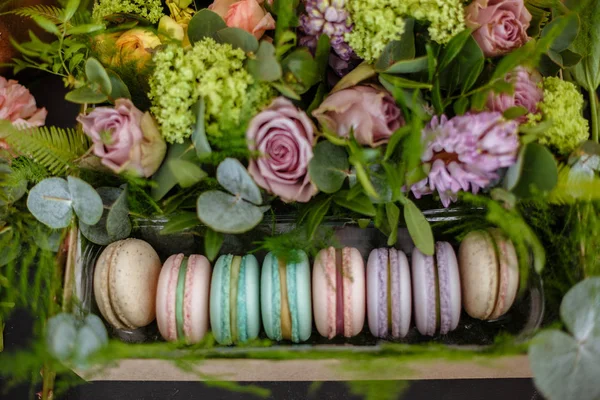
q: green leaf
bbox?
[160,212,200,235]
[386,202,400,246]
[529,278,600,400]
[213,27,259,53]
[32,15,60,35]
[191,99,212,159]
[187,9,227,45]
[503,106,528,120]
[403,200,434,256]
[374,19,415,71]
[357,219,371,229]
[217,158,262,205]
[462,57,484,93]
[106,186,131,241]
[67,23,105,35]
[543,13,580,53]
[308,141,349,193]
[378,74,432,90]
[151,141,196,200]
[205,228,224,262]
[272,0,298,48]
[67,176,103,225]
[384,126,411,160]
[453,96,469,115]
[331,62,376,93]
[568,0,600,88]
[168,159,207,188]
[79,187,122,245]
[46,313,77,362]
[27,178,73,229]
[271,81,301,100]
[197,191,266,233]
[333,191,376,217]
[73,314,108,367]
[503,143,558,198]
[305,196,331,240]
[63,0,80,21]
[383,56,428,75]
[282,48,320,92]
[85,58,112,96]
[314,34,331,80]
[247,41,282,82]
[106,70,131,100]
[438,29,472,71]
[65,86,108,104]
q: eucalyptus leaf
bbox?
[308,141,349,193]
[247,41,282,82]
[216,158,262,205]
[403,200,434,255]
[204,228,224,262]
[187,9,227,44]
[529,278,600,400]
[85,58,112,96]
[46,313,78,362]
[282,48,320,92]
[106,186,131,240]
[65,86,108,104]
[197,191,265,234]
[27,178,73,229]
[214,27,259,53]
[503,143,558,198]
[168,159,207,188]
[106,70,131,100]
[79,187,128,245]
[67,177,103,226]
[333,191,376,217]
[542,13,580,53]
[73,314,109,367]
[160,212,200,235]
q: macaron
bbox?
[261,250,312,343]
[312,247,365,339]
[156,254,211,344]
[459,229,519,320]
[411,242,461,336]
[210,254,260,345]
[93,238,162,330]
[366,248,411,338]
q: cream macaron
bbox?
[94,238,162,330]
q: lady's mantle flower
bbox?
[149,38,274,144]
[345,0,465,62]
[93,0,164,23]
[411,112,519,207]
[527,77,589,155]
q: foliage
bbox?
[92,0,164,24]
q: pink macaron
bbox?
[312,247,366,338]
[411,242,462,336]
[367,248,412,338]
[156,254,211,343]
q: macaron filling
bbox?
[229,256,241,343]
[335,249,345,336]
[278,259,292,340]
[376,249,389,337]
[389,249,402,337]
[236,256,249,343]
[269,253,283,340]
[175,257,189,340]
[286,260,300,343]
[219,254,233,344]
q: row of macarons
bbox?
[93,228,520,345]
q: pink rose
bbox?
[0,77,47,128]
[466,0,532,57]
[486,67,543,121]
[312,85,404,147]
[246,97,317,203]
[77,99,166,177]
[209,0,275,39]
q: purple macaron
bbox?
[367,248,412,338]
[411,242,461,336]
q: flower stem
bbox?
[0,316,4,352]
[590,89,599,143]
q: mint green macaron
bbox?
[210,254,260,345]
[261,251,312,343]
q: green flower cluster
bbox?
[346,0,465,62]
[92,0,164,23]
[149,38,274,144]
[530,77,589,154]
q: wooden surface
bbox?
[78,355,532,382]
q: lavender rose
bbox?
[466,0,532,57]
[246,97,317,203]
[486,66,543,121]
[77,99,166,177]
[312,85,404,147]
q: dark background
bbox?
[0,43,543,400]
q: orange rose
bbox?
[209,0,275,39]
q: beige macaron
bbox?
[458,230,519,320]
[94,238,162,330]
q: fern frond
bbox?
[0,0,20,13]
[0,121,90,176]
[11,5,64,24]
[547,164,600,205]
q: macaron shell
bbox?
[210,254,232,344]
[435,242,461,334]
[292,250,312,342]
[240,254,260,342]
[391,249,411,338]
[459,231,499,320]
[411,247,437,336]
[260,252,280,341]
[184,255,211,343]
[108,239,162,329]
[312,247,336,338]
[366,248,386,338]
[343,247,365,337]
[488,229,519,320]
[94,241,130,330]
[156,253,184,341]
